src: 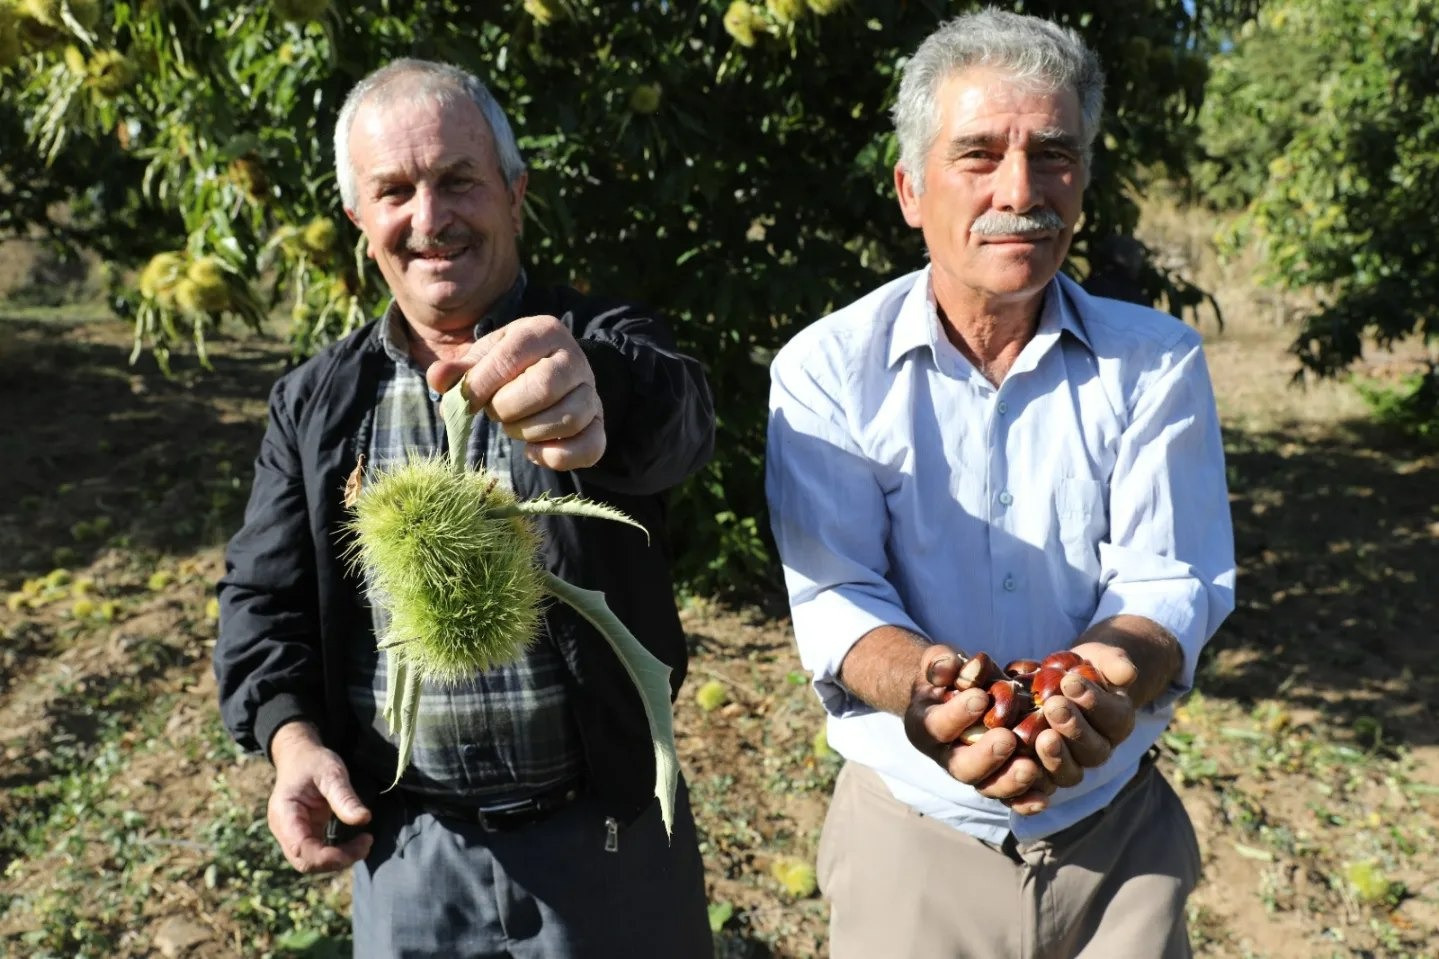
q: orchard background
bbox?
[2,1,1437,956]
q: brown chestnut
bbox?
[1040,650,1084,671]
[1013,711,1050,753]
[983,680,1032,729]
[1003,658,1042,678]
[958,651,1006,689]
[1029,666,1066,705]
[1069,662,1103,686]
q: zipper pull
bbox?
[604,816,619,853]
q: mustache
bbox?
[406,229,475,253]
[970,209,1067,236]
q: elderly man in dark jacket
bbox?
[214,59,715,959]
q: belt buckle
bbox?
[470,784,579,833]
[474,796,542,833]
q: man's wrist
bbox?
[268,720,323,766]
[1078,615,1183,708]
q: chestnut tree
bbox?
[2,0,1225,593]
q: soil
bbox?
[0,254,1436,957]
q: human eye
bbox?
[952,146,999,167]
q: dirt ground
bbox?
[1,223,1437,957]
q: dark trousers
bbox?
[351,778,713,959]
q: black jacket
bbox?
[215,284,715,823]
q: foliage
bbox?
[1353,366,1439,443]
[3,0,1219,595]
[1193,13,1329,210]
[1201,0,1439,410]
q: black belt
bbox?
[409,779,584,833]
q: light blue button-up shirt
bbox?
[766,266,1236,843]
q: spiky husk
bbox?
[628,84,661,115]
[85,49,134,95]
[348,458,546,683]
[522,0,561,26]
[301,217,336,256]
[138,252,185,304]
[723,1,765,46]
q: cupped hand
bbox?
[1030,643,1140,787]
[903,645,1056,815]
[426,314,605,471]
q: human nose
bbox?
[409,184,451,237]
[994,152,1038,212]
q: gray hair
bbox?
[333,59,525,210]
[892,9,1105,193]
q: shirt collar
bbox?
[380,269,529,367]
[886,267,1095,370]
[886,265,943,369]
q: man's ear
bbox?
[507,172,529,236]
[895,163,923,229]
[343,207,377,260]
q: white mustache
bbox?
[970,209,1066,236]
[406,230,474,253]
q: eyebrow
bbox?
[365,157,481,189]
[947,128,1082,155]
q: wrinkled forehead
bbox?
[937,66,1082,135]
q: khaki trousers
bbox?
[818,757,1201,959]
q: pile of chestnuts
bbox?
[949,650,1102,756]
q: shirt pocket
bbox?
[1056,477,1107,549]
[1054,477,1107,619]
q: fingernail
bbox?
[926,656,954,684]
[1049,703,1072,723]
[1062,675,1086,697]
[991,739,1013,759]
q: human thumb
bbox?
[318,769,371,826]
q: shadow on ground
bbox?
[0,314,286,583]
[1204,423,1439,748]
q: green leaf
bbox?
[439,383,474,473]
[381,650,423,791]
[542,570,677,837]
[707,900,734,933]
[500,496,649,542]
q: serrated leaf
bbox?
[440,382,474,472]
[543,570,676,837]
[500,496,649,542]
[384,652,423,791]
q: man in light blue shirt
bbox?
[766,11,1234,959]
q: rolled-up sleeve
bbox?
[765,347,925,718]
[1092,340,1236,709]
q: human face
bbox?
[895,67,1085,318]
[345,94,527,334]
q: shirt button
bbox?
[461,744,483,761]
[997,400,1009,415]
[998,491,1014,506]
[1002,575,1017,592]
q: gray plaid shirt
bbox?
[346,274,584,801]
